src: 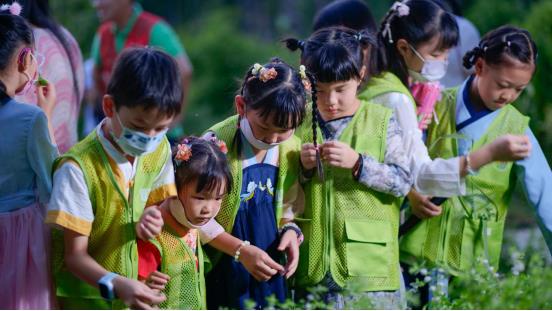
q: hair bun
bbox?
[283,38,305,52]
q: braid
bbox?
[306,71,324,180]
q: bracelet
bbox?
[280,222,304,244]
[465,154,478,175]
[234,240,251,262]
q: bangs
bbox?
[435,13,459,50]
[195,170,230,195]
[305,44,361,83]
[256,88,306,129]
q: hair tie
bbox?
[298,40,305,50]
[355,33,362,41]
[298,65,311,91]
[174,142,192,166]
[0,1,22,15]
[507,41,512,48]
[382,22,394,44]
[391,1,410,17]
[251,63,277,82]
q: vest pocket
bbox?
[345,219,392,277]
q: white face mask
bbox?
[111,113,167,157]
[240,116,290,150]
[169,198,212,230]
[407,44,448,82]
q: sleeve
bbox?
[282,181,305,220]
[373,92,466,197]
[149,22,186,58]
[90,32,101,67]
[27,111,59,204]
[515,128,552,255]
[357,113,412,197]
[46,161,95,236]
[146,142,178,206]
[137,239,162,279]
[198,218,225,245]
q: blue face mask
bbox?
[111,113,168,157]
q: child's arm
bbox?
[63,229,166,309]
[136,205,164,240]
[208,232,285,281]
[320,113,412,197]
[515,129,552,255]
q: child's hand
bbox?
[36,81,56,119]
[277,230,300,279]
[113,276,166,309]
[301,143,318,170]
[407,190,442,219]
[321,141,360,169]
[239,244,285,282]
[418,113,432,130]
[136,206,163,240]
[488,134,532,162]
[144,271,170,292]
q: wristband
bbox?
[234,240,251,262]
[280,222,304,244]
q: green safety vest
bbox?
[51,131,169,309]
[151,226,207,309]
[295,101,402,292]
[204,115,301,264]
[400,87,529,274]
[358,71,417,111]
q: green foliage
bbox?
[50,0,98,58]
[177,8,299,136]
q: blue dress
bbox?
[206,141,286,309]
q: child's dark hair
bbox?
[0,12,33,95]
[312,0,377,34]
[173,136,232,195]
[375,0,459,85]
[284,27,376,173]
[463,25,537,71]
[234,58,308,152]
[107,47,183,118]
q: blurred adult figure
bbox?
[16,0,85,154]
[90,0,192,139]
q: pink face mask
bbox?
[15,47,44,95]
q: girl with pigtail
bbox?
[285,27,413,309]
[361,0,531,227]
[199,58,310,309]
[400,25,552,304]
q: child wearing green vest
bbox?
[46,48,183,309]
[362,0,530,222]
[202,59,309,309]
[400,25,552,303]
[136,136,232,309]
[285,27,414,309]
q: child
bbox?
[136,136,232,309]
[203,59,307,309]
[285,26,529,309]
[286,26,413,309]
[46,47,183,309]
[0,8,58,309]
[400,24,552,294]
[360,0,530,221]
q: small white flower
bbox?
[391,1,410,17]
[438,268,445,273]
[429,285,437,292]
[420,268,428,276]
[424,276,432,283]
[247,181,257,193]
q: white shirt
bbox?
[46,119,175,236]
[371,92,466,197]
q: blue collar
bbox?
[456,75,493,132]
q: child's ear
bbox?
[474,58,484,76]
[102,95,115,118]
[359,65,367,82]
[235,95,246,116]
[395,39,411,59]
[17,50,33,73]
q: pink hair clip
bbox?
[209,136,228,154]
[0,2,22,15]
[251,63,278,82]
[175,143,192,164]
